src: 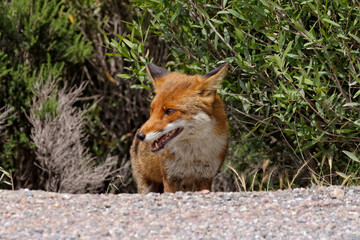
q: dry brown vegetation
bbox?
[29,76,118,193]
[0,106,14,133]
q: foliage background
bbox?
[1,0,359,192]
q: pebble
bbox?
[329,188,345,199]
[0,186,359,239]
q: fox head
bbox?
[137,62,228,153]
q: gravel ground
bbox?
[0,186,359,240]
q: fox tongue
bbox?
[151,134,167,152]
[157,134,167,146]
[151,128,183,153]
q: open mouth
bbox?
[151,128,183,153]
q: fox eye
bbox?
[164,109,176,116]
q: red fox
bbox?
[130,63,229,193]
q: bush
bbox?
[0,107,14,189]
[109,0,360,190]
[66,0,170,192]
[0,0,142,192]
[0,0,169,193]
[29,76,118,193]
[1,0,359,193]
[0,0,94,189]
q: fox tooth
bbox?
[155,142,159,149]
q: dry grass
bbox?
[0,106,14,134]
[29,76,118,193]
[0,107,15,189]
[0,166,14,190]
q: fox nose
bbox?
[137,132,146,141]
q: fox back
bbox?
[130,63,229,193]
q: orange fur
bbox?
[130,63,229,193]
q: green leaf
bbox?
[283,40,293,58]
[130,84,150,90]
[349,33,360,44]
[223,0,228,8]
[227,9,244,20]
[273,94,285,98]
[116,74,132,79]
[337,34,350,40]
[304,41,316,47]
[300,139,318,152]
[224,28,230,43]
[354,90,360,98]
[170,7,180,23]
[210,18,223,24]
[103,30,109,44]
[343,102,360,107]
[244,121,262,139]
[286,54,301,59]
[123,38,135,49]
[336,129,354,134]
[343,151,360,162]
[217,10,229,15]
[196,5,209,19]
[303,77,314,86]
[274,54,282,70]
[322,18,341,27]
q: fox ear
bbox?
[146,63,169,88]
[201,63,228,92]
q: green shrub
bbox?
[110,0,360,190]
[0,0,94,189]
[2,0,359,192]
[0,0,153,193]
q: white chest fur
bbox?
[165,112,228,179]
